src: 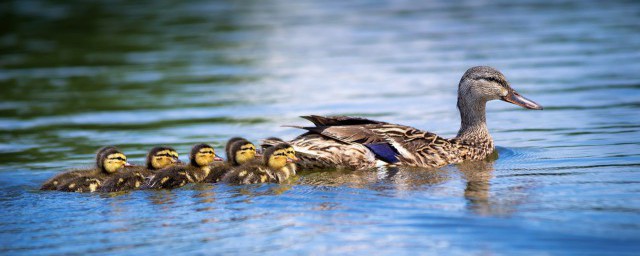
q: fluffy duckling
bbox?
[261,137,299,175]
[222,143,296,185]
[204,138,258,183]
[41,146,123,191]
[56,148,131,192]
[99,146,180,192]
[146,144,222,189]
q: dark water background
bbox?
[1,0,640,255]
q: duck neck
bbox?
[455,98,492,143]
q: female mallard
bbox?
[99,146,181,192]
[275,66,543,170]
[204,138,258,183]
[145,144,222,189]
[222,143,296,185]
[52,147,131,192]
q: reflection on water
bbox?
[2,0,640,254]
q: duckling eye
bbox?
[200,150,214,155]
[109,157,126,161]
[156,153,173,157]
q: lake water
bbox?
[1,0,640,255]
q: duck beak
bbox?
[286,158,294,163]
[501,89,543,110]
[124,162,133,167]
[291,156,299,162]
[214,154,224,162]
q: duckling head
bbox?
[229,140,257,165]
[190,144,221,167]
[96,146,119,168]
[225,137,250,163]
[458,66,542,110]
[98,148,130,174]
[260,137,297,162]
[284,145,298,163]
[263,143,295,170]
[225,137,249,158]
[147,146,180,170]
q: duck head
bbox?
[97,147,130,174]
[263,143,295,170]
[190,143,222,167]
[229,140,257,165]
[147,146,180,170]
[458,66,543,110]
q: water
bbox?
[2,0,640,254]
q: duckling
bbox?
[99,146,180,192]
[261,137,299,175]
[40,146,122,191]
[204,138,258,183]
[146,144,222,189]
[56,148,130,192]
[222,143,295,185]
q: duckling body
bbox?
[222,143,295,185]
[146,164,211,189]
[57,172,105,193]
[146,144,220,189]
[203,161,234,183]
[99,147,180,192]
[99,166,150,192]
[275,67,542,170]
[221,161,276,185]
[41,146,118,190]
[47,147,129,192]
[41,168,93,191]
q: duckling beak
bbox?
[174,158,183,164]
[290,156,299,162]
[501,89,543,110]
[286,158,294,163]
[214,154,224,162]
[124,162,133,167]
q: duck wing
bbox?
[300,115,387,126]
[296,122,457,166]
[368,124,458,167]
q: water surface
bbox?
[1,0,640,255]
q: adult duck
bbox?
[278,66,543,170]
